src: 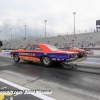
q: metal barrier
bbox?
[0,49,100,57]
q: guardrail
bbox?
[0,49,100,57]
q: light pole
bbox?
[10,28,12,42]
[73,12,76,35]
[44,20,47,38]
[84,30,87,33]
[0,31,1,41]
[25,25,26,39]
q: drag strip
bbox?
[0,56,100,100]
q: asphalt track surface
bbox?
[0,56,100,100]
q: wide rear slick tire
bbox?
[13,55,20,62]
[41,56,52,67]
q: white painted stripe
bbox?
[10,97,13,100]
[0,78,56,100]
[1,86,7,89]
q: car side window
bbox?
[26,46,35,50]
[25,45,41,50]
[35,45,41,50]
[26,46,31,50]
[30,46,34,50]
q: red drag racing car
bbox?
[62,46,86,58]
[10,44,78,67]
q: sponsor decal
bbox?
[52,58,56,60]
[24,57,28,59]
[2,53,7,55]
[0,49,2,52]
[44,53,47,55]
[3,50,10,52]
[20,56,40,62]
[19,52,35,56]
[57,58,61,61]
[32,58,40,62]
[7,53,10,56]
[61,59,64,61]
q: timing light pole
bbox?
[0,31,1,41]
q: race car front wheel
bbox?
[13,55,20,62]
[42,56,52,67]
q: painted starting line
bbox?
[0,78,55,100]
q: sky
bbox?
[0,0,100,40]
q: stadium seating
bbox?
[1,30,100,50]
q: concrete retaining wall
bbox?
[0,50,100,57]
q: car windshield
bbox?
[46,44,59,50]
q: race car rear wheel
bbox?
[13,55,20,62]
[42,56,52,67]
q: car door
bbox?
[32,45,42,62]
[21,45,41,62]
[23,45,35,61]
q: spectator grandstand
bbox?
[1,30,100,50]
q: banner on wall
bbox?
[0,49,2,52]
[0,50,11,56]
